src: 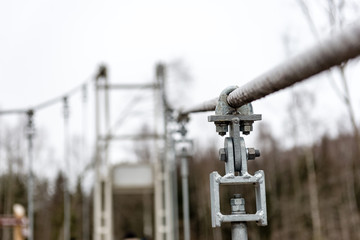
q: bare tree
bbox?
[294,1,360,238]
[287,90,323,240]
[1,120,26,240]
[295,0,360,159]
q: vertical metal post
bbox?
[104,69,113,240]
[230,194,247,240]
[104,75,113,240]
[26,110,35,240]
[81,84,90,240]
[156,63,175,240]
[231,223,248,240]
[63,97,71,240]
[153,142,164,240]
[176,120,191,240]
[94,73,101,240]
[153,65,165,240]
[180,148,190,240]
[170,139,179,240]
[94,65,112,240]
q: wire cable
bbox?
[0,74,94,115]
[181,19,360,115]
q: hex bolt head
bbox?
[219,148,227,162]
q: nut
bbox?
[216,123,228,136]
[219,148,227,162]
[230,195,246,214]
[243,125,252,132]
[241,122,253,135]
[247,148,260,160]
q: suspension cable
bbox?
[0,75,94,115]
[181,19,360,115]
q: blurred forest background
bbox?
[1,0,360,240]
[1,110,360,240]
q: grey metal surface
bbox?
[157,63,176,240]
[0,109,27,115]
[93,66,113,240]
[209,171,267,227]
[215,86,240,116]
[180,97,217,115]
[63,97,70,240]
[181,19,360,115]
[26,110,35,240]
[170,139,180,240]
[208,88,267,240]
[227,19,360,108]
[153,79,165,240]
[224,138,235,175]
[94,70,101,240]
[208,115,262,122]
[229,119,242,173]
[209,172,220,228]
[181,155,190,240]
[81,85,90,240]
[175,120,193,240]
[208,111,261,176]
[231,194,248,240]
[231,223,248,240]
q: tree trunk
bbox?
[304,148,322,240]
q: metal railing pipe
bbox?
[181,19,360,114]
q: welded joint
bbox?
[210,171,267,227]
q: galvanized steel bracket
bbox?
[210,86,259,136]
[210,171,267,227]
[208,86,267,228]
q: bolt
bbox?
[219,148,227,162]
[243,125,252,132]
[178,125,187,137]
[216,123,228,136]
[247,148,260,160]
[241,122,253,135]
[230,194,246,214]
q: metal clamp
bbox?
[208,86,267,230]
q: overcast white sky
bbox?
[1,0,360,183]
